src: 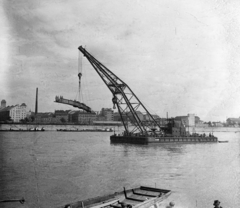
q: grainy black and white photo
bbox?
[0,1,240,208]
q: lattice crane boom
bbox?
[78,46,161,135]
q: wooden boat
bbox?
[62,186,171,208]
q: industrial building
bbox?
[226,117,240,126]
[78,111,97,124]
[0,100,28,122]
[175,114,195,127]
[99,108,114,121]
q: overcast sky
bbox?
[1,0,240,121]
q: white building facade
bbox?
[188,114,195,126]
[9,103,27,122]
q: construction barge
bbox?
[78,46,218,145]
[110,134,218,144]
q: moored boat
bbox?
[56,128,113,132]
[0,127,45,132]
[62,186,171,208]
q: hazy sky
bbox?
[1,0,240,121]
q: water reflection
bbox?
[110,142,186,154]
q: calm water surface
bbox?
[0,131,239,208]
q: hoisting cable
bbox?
[80,49,91,105]
[78,51,83,102]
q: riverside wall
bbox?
[1,124,240,132]
[188,126,240,133]
[0,123,123,131]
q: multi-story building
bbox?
[9,103,27,122]
[54,110,70,123]
[175,114,195,127]
[35,110,71,124]
[34,113,58,123]
[226,117,240,126]
[113,112,121,121]
[100,108,114,121]
[195,116,200,124]
[78,111,97,124]
[125,111,144,123]
[0,101,30,122]
[188,114,195,126]
[113,112,135,122]
[34,110,97,124]
[0,99,6,109]
[68,110,80,123]
[0,106,12,122]
[96,115,106,121]
[0,100,11,122]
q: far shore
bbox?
[1,123,240,132]
[0,123,123,131]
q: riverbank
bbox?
[190,126,240,132]
[0,124,123,131]
[1,124,240,132]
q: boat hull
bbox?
[110,135,218,144]
[62,186,171,208]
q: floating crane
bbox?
[78,46,218,144]
[78,46,161,135]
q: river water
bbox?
[0,131,239,208]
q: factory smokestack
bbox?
[35,88,38,115]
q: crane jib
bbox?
[78,45,161,135]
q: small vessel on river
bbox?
[0,127,45,132]
[62,186,171,208]
[56,128,113,132]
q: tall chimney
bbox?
[35,88,38,115]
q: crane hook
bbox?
[112,96,117,109]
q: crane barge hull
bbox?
[110,135,218,144]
